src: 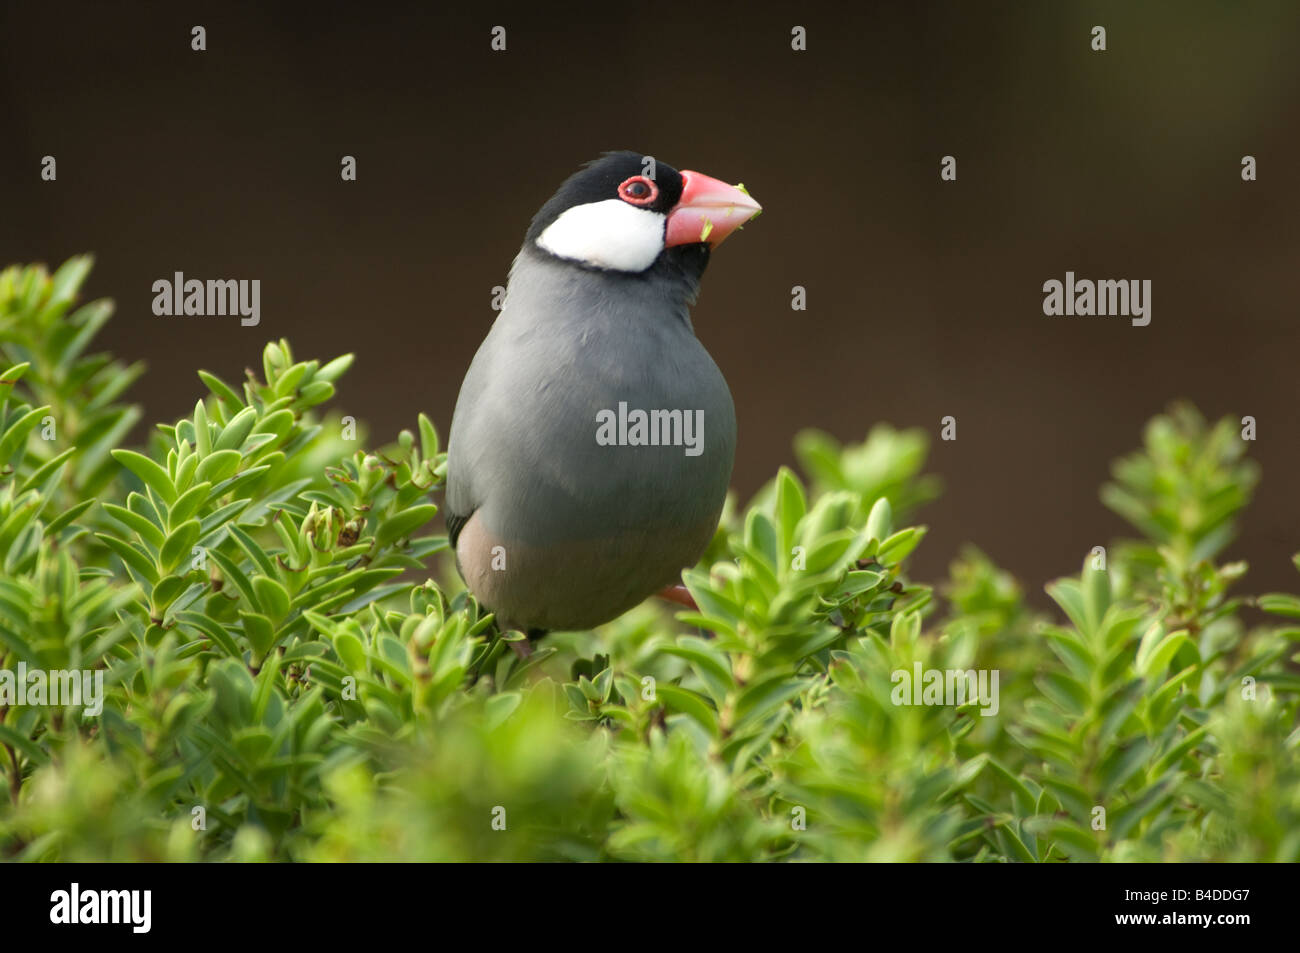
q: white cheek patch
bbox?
[536,199,666,272]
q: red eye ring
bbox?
[617,175,659,206]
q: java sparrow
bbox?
[444,151,761,636]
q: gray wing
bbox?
[444,334,496,549]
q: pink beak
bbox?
[664,171,762,248]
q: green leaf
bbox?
[17,446,75,495]
[1100,738,1153,795]
[1044,821,1100,861]
[417,412,439,461]
[662,637,734,705]
[374,504,438,549]
[774,467,806,558]
[655,684,719,737]
[316,353,355,384]
[227,525,278,579]
[47,254,93,312]
[296,381,335,408]
[214,407,258,453]
[95,533,159,585]
[0,723,48,765]
[159,519,201,573]
[865,496,893,542]
[333,631,367,672]
[242,611,276,660]
[0,363,31,409]
[1136,625,1190,679]
[177,610,243,659]
[252,575,291,622]
[1082,562,1110,635]
[194,399,212,456]
[195,449,242,485]
[732,672,806,733]
[170,481,212,527]
[877,526,925,564]
[1046,578,1089,636]
[1258,593,1300,618]
[45,499,95,536]
[0,405,51,464]
[151,574,191,613]
[111,448,177,504]
[208,548,258,609]
[198,370,244,409]
[485,692,522,728]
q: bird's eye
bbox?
[617,175,658,206]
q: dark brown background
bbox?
[2,1,1297,600]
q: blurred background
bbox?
[2,0,1298,600]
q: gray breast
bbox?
[447,251,736,554]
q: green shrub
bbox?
[0,257,1295,861]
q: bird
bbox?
[444,151,761,642]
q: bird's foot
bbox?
[506,633,534,659]
[656,584,698,611]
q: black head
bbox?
[521,151,761,276]
[525,151,684,246]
